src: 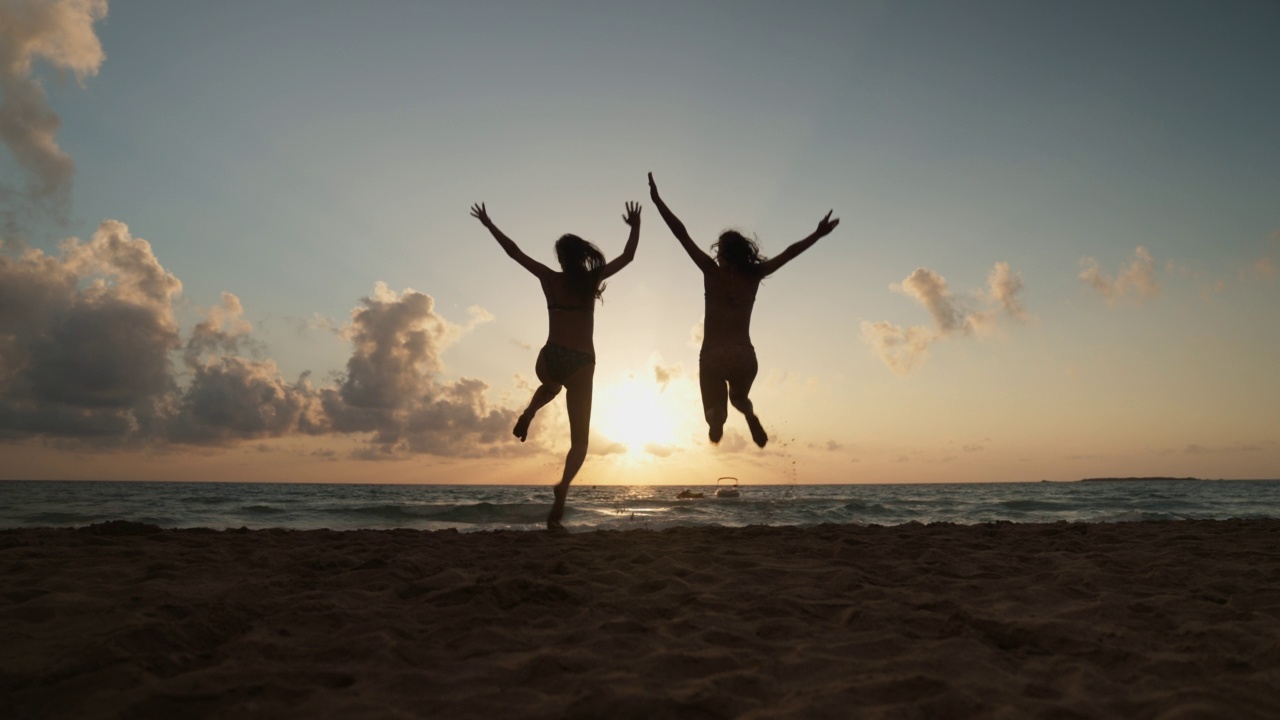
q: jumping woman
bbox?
[471,201,641,530]
[647,172,838,448]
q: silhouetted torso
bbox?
[702,265,760,349]
[540,273,596,353]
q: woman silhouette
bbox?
[647,173,838,448]
[471,201,641,530]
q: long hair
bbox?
[712,230,766,276]
[555,234,607,303]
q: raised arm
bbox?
[600,201,641,280]
[649,173,715,273]
[757,210,840,276]
[470,203,554,279]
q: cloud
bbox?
[644,443,675,457]
[1079,246,1160,304]
[0,227,525,457]
[713,429,750,453]
[167,293,327,445]
[652,355,682,391]
[587,428,625,456]
[894,268,964,334]
[0,220,180,440]
[982,262,1028,323]
[317,283,516,457]
[1183,442,1265,455]
[863,262,1026,374]
[860,321,932,376]
[689,320,703,348]
[0,0,108,229]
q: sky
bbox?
[1,0,1277,485]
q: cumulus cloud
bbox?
[0,229,525,456]
[0,220,179,440]
[1079,246,1160,304]
[167,293,327,445]
[863,262,1026,374]
[0,0,107,229]
[317,283,515,457]
[894,269,964,334]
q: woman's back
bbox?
[701,265,760,348]
[541,273,597,353]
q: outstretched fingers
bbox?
[622,200,642,225]
[470,202,489,223]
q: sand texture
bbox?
[3,519,1280,719]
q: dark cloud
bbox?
[0,220,180,440]
[0,229,524,457]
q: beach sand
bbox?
[3,519,1280,719]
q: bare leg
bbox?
[514,382,561,442]
[547,364,593,530]
[727,353,765,448]
[699,360,729,445]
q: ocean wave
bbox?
[318,502,549,526]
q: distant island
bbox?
[1079,477,1204,483]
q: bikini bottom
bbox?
[538,343,595,385]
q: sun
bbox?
[593,375,683,454]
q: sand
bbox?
[3,519,1280,719]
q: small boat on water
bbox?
[676,489,705,500]
[715,476,740,498]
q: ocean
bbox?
[2,479,1279,533]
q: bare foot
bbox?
[708,423,724,444]
[546,519,567,533]
[546,483,568,529]
[746,414,767,448]
[513,412,532,442]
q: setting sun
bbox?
[592,375,686,455]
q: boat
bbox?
[714,476,740,498]
[676,489,704,499]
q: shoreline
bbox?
[4,519,1280,718]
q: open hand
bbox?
[622,201,641,227]
[469,203,492,227]
[815,210,840,237]
[647,172,660,202]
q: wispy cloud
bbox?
[1079,246,1160,304]
[863,262,1027,374]
[0,0,108,231]
[652,354,682,391]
